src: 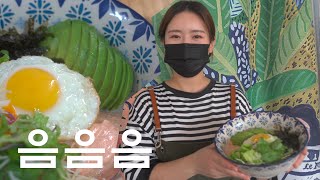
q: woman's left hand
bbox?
[286,118,310,172]
[287,147,308,172]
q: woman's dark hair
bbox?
[158,0,216,42]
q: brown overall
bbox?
[148,84,240,180]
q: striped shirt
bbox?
[120,80,252,180]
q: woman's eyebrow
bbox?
[167,29,182,33]
[190,30,206,33]
[167,29,206,34]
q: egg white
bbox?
[243,133,278,145]
[0,56,100,139]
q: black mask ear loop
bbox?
[208,39,216,57]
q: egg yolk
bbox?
[6,68,60,112]
[251,134,270,143]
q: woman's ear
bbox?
[208,39,215,55]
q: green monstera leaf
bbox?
[255,0,285,80]
[238,0,250,17]
[246,69,316,109]
[267,0,312,78]
[201,0,230,34]
[207,32,237,76]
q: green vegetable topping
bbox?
[229,129,294,165]
[0,50,9,63]
[0,112,69,180]
[242,149,262,164]
[230,128,269,146]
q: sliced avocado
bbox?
[41,34,59,58]
[101,48,120,109]
[92,34,108,91]
[40,22,65,59]
[106,51,125,110]
[82,25,99,77]
[64,20,83,68]
[98,47,115,109]
[123,63,134,105]
[73,21,90,73]
[109,58,127,110]
[125,63,135,95]
[113,61,134,109]
[39,19,134,110]
[54,20,72,65]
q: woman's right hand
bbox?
[190,144,251,180]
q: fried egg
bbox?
[0,56,100,139]
[243,133,278,145]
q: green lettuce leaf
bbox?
[0,112,69,180]
[230,128,269,146]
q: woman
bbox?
[120,1,307,180]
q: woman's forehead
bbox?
[165,11,208,33]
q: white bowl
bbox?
[215,111,309,178]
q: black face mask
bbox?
[164,44,210,77]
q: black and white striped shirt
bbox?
[121,80,252,180]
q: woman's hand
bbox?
[286,118,310,172]
[190,144,251,180]
[150,144,251,180]
[287,147,308,172]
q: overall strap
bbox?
[230,83,236,119]
[148,86,162,148]
[147,86,161,132]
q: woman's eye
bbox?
[170,35,180,39]
[193,35,203,39]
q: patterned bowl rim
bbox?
[214,111,309,168]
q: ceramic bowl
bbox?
[0,0,160,94]
[214,111,309,178]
